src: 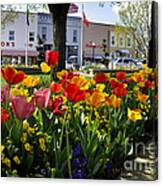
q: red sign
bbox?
[85,42,103,49]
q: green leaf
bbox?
[27,116,37,126]
[41,110,51,132]
[26,154,34,170]
[10,124,22,144]
[116,131,122,144]
[92,159,103,175]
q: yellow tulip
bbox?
[71,76,89,90]
[128,108,142,122]
[96,84,105,92]
[137,82,145,88]
[12,87,29,97]
[57,70,67,80]
[23,75,39,87]
[40,62,51,73]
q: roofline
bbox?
[1,10,38,15]
[89,21,127,27]
[2,10,82,19]
[89,21,116,27]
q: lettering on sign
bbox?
[1,41,15,47]
[85,42,103,49]
[1,42,33,48]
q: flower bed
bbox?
[1,65,157,179]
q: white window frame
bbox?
[110,31,115,47]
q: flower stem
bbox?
[65,122,72,178]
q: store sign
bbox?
[85,42,103,49]
[1,41,15,47]
[1,41,33,48]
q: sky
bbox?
[1,2,120,25]
[69,2,120,25]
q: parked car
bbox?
[66,55,78,69]
[134,58,145,67]
[109,57,142,69]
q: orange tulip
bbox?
[70,76,88,90]
[1,66,25,85]
[136,92,149,103]
[107,94,121,108]
[86,91,106,107]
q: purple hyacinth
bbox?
[73,144,81,157]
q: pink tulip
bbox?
[1,84,10,103]
[33,88,50,109]
[11,96,35,120]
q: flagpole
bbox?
[82,4,85,66]
[25,4,28,66]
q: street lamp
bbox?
[92,42,96,63]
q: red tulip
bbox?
[113,87,128,97]
[146,80,153,89]
[116,72,126,81]
[50,81,62,93]
[33,88,51,109]
[52,96,66,115]
[1,108,10,123]
[110,79,119,89]
[1,66,25,85]
[64,83,86,102]
[46,50,58,66]
[11,96,35,120]
[94,73,108,83]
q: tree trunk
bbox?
[48,4,70,71]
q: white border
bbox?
[0,0,162,186]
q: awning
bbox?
[1,49,37,57]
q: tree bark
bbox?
[48,4,70,71]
